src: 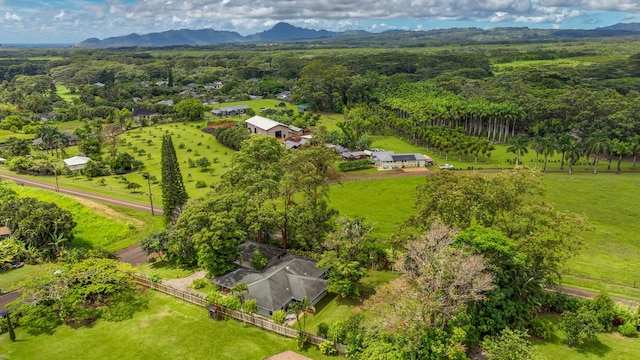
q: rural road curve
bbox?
[0,172,164,215]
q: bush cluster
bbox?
[338,159,372,172]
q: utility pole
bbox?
[143,173,154,216]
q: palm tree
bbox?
[231,283,249,327]
[589,132,610,174]
[628,135,640,170]
[506,134,529,167]
[610,139,629,174]
[540,136,557,173]
[556,133,573,170]
[530,135,544,168]
[565,141,583,175]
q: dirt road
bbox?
[0,172,163,215]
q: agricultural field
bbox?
[0,291,331,360]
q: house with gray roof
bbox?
[212,104,251,116]
[245,116,302,139]
[212,242,327,316]
[371,151,434,170]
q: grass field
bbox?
[533,314,640,360]
[0,129,32,143]
[8,183,163,251]
[0,291,331,360]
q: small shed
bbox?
[63,154,91,171]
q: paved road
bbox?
[0,172,163,215]
[0,290,21,313]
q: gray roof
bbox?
[212,254,326,313]
[238,241,286,269]
[212,105,251,114]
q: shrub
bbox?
[272,310,287,324]
[618,323,638,337]
[191,278,209,289]
[338,159,372,172]
[250,250,268,271]
[481,328,538,360]
[561,306,603,346]
[149,273,162,283]
[528,318,553,340]
[328,320,347,343]
[589,291,616,331]
[195,180,207,188]
[220,295,241,310]
[319,341,337,356]
[317,322,329,338]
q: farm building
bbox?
[63,154,92,171]
[371,151,434,170]
[212,104,251,116]
[245,116,302,139]
[212,242,327,317]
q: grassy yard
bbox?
[301,270,399,335]
[8,183,163,251]
[543,173,640,300]
[0,291,331,360]
[533,314,640,360]
[0,129,32,143]
[0,265,42,292]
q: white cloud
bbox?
[1,0,638,43]
[5,12,21,21]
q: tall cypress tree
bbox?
[161,134,188,225]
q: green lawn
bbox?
[533,314,640,360]
[543,173,640,300]
[302,270,399,335]
[0,130,33,143]
[329,176,423,239]
[9,183,163,251]
[0,291,331,360]
[137,259,197,280]
[0,265,43,292]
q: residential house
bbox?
[63,154,91,171]
[275,91,291,101]
[245,116,302,139]
[212,242,327,316]
[132,108,160,121]
[32,132,78,150]
[212,105,251,116]
[371,151,434,170]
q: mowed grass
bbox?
[532,314,640,360]
[330,176,424,239]
[0,129,32,143]
[10,184,162,251]
[55,85,79,103]
[543,173,640,299]
[0,291,331,360]
[0,265,43,292]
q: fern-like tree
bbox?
[161,134,188,224]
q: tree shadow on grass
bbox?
[574,338,611,357]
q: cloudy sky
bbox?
[1,0,640,44]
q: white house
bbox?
[63,154,91,171]
[245,116,302,139]
[371,151,433,170]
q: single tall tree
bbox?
[506,134,529,167]
[161,134,188,224]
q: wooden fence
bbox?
[134,274,339,351]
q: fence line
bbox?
[133,274,340,352]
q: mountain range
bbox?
[74,22,640,48]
